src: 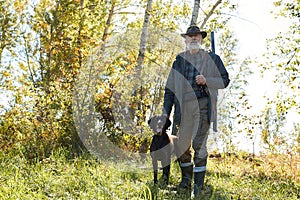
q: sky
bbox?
[230,0,291,59]
[229,0,291,109]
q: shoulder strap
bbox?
[198,50,209,75]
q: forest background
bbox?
[0,0,299,199]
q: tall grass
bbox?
[0,149,299,199]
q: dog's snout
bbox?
[157,119,163,126]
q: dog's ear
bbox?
[161,115,171,128]
[148,116,156,126]
[148,118,152,125]
[165,118,171,128]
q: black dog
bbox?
[148,115,177,185]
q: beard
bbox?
[187,40,201,50]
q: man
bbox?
[162,25,230,196]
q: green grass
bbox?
[0,149,299,200]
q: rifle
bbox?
[211,31,215,54]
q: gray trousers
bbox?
[176,97,210,168]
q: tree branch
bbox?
[102,1,116,43]
[200,0,222,29]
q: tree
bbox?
[0,0,115,157]
[258,0,300,153]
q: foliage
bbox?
[257,0,300,153]
[0,0,112,158]
[216,57,255,153]
[0,0,27,62]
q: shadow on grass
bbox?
[145,178,228,200]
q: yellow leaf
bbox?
[2,70,10,77]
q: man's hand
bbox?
[195,75,206,85]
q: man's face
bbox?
[185,34,203,50]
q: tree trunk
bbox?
[134,0,153,129]
[137,0,153,71]
[190,0,200,25]
[102,1,115,43]
[98,0,116,124]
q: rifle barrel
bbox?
[211,31,215,54]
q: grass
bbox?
[0,149,299,200]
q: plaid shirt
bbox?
[184,53,208,99]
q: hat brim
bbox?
[181,31,207,39]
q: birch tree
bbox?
[137,0,153,71]
[190,0,200,25]
[126,0,153,129]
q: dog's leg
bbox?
[162,165,170,185]
[162,157,171,185]
[152,159,158,184]
[154,170,158,184]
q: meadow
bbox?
[0,149,299,200]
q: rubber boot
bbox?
[177,164,193,191]
[194,171,205,196]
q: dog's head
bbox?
[148,115,171,136]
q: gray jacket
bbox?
[163,50,230,132]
